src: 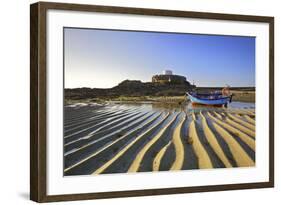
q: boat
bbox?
[186,91,233,107]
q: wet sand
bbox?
[63,102,255,176]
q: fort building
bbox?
[152,70,189,84]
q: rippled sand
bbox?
[63,102,255,176]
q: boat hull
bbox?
[191,102,224,107]
[187,92,231,106]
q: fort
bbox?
[152,70,189,85]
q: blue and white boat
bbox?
[186,91,233,107]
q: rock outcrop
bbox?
[65,79,195,100]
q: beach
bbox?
[63,101,255,176]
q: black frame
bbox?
[30,1,274,202]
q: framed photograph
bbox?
[30,1,274,202]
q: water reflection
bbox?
[108,101,255,113]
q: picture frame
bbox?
[30,1,274,202]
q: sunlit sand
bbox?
[63,102,255,176]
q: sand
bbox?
[63,103,256,176]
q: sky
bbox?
[64,27,255,88]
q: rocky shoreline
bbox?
[65,79,194,100]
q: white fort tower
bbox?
[163,70,173,75]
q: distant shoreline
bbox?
[65,78,255,104]
[65,90,255,105]
[196,87,255,91]
[65,86,256,90]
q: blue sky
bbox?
[64,28,255,88]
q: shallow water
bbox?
[228,101,255,109]
[67,101,255,114]
[109,101,255,112]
